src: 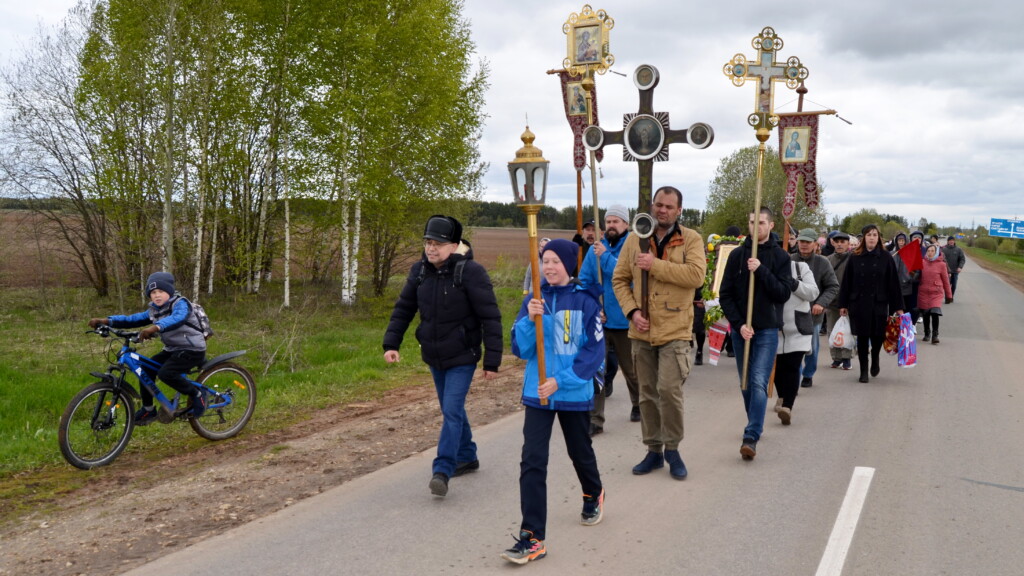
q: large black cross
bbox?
[583,64,714,214]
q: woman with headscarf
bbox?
[837,224,905,382]
[917,243,952,343]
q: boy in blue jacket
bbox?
[88,272,207,424]
[501,239,606,565]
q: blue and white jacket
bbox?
[578,231,630,330]
[107,293,206,352]
[512,280,605,411]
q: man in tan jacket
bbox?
[612,186,706,480]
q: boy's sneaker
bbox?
[188,392,206,419]
[500,530,546,564]
[842,360,852,371]
[134,407,157,426]
[581,488,605,526]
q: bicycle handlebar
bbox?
[90,325,141,343]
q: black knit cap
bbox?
[423,215,462,244]
[146,271,176,297]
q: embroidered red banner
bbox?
[558,71,604,171]
[776,114,820,217]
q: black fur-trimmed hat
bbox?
[423,215,463,244]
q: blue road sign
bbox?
[989,218,1024,239]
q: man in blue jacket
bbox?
[578,204,641,434]
[383,215,503,498]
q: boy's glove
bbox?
[139,325,161,341]
[88,318,109,328]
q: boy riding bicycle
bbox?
[88,271,207,424]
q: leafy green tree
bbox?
[705,145,826,237]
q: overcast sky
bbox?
[3,1,1021,228]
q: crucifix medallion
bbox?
[722,26,808,133]
[582,64,713,213]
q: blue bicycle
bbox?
[58,325,257,470]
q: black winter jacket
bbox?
[719,234,793,331]
[383,242,503,372]
[837,245,905,337]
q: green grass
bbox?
[0,264,526,482]
[963,246,1024,278]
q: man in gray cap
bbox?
[579,204,642,434]
[825,231,853,370]
[792,228,839,387]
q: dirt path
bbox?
[0,360,526,576]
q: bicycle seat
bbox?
[197,350,247,372]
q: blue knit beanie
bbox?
[146,271,176,297]
[542,238,579,278]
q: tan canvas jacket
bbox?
[612,224,706,346]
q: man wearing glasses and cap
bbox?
[383,215,503,498]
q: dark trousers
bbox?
[692,304,706,353]
[519,407,601,541]
[949,272,959,295]
[142,349,206,407]
[774,351,804,409]
[922,311,940,336]
[856,329,884,374]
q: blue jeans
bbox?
[949,272,959,295]
[731,329,778,442]
[801,323,822,379]
[429,364,477,477]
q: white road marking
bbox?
[815,466,876,576]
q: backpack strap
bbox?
[417,259,467,289]
[179,297,203,333]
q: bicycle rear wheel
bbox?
[58,382,135,470]
[190,362,257,440]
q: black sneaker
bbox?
[740,438,757,461]
[429,472,449,497]
[580,488,605,526]
[694,351,703,366]
[800,377,813,388]
[453,460,479,477]
[589,423,603,437]
[501,530,546,564]
[134,407,157,427]
[604,379,613,398]
[630,406,641,422]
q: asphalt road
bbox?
[127,259,1024,576]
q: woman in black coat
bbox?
[837,224,905,382]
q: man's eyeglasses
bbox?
[424,240,453,250]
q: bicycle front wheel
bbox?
[58,382,135,470]
[190,362,257,440]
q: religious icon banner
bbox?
[558,71,604,171]
[776,114,820,216]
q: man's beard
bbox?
[605,229,622,246]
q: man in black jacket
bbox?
[383,215,503,497]
[718,207,793,461]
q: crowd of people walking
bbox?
[382,209,965,565]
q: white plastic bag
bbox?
[829,316,855,350]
